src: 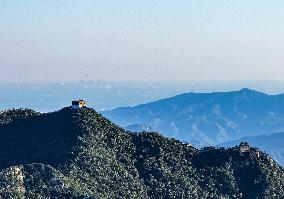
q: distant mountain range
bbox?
[220,132,284,166]
[3,81,284,112]
[101,88,284,146]
[0,107,284,198]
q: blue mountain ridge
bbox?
[101,88,284,146]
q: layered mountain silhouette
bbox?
[102,88,284,146]
[0,107,284,198]
[220,132,284,166]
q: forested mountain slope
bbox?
[0,107,283,198]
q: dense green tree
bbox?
[0,107,283,198]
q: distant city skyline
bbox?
[1,1,284,82]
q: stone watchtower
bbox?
[72,100,87,109]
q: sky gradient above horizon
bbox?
[1,1,284,82]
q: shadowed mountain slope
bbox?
[0,107,284,198]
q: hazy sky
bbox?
[1,1,284,82]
